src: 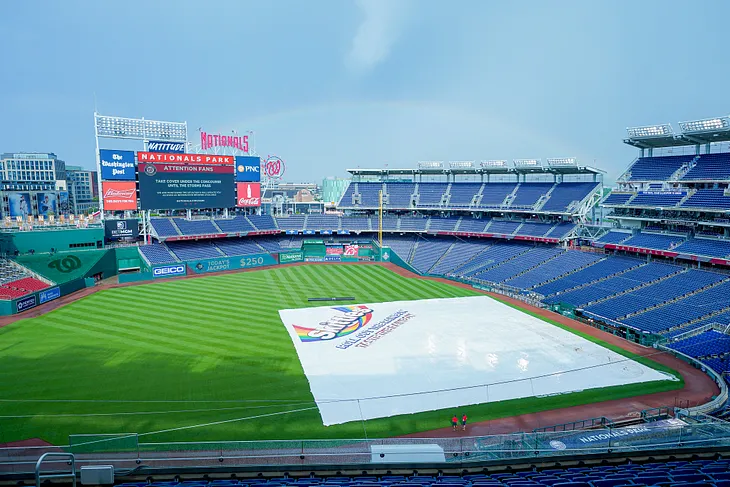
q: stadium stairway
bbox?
[579,267,688,308]
[619,277,730,321]
[211,220,225,233]
[502,183,521,207]
[423,240,457,274]
[534,183,558,211]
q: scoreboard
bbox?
[138,163,235,210]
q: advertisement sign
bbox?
[137,152,234,165]
[58,191,70,214]
[102,182,138,211]
[99,149,136,180]
[200,131,249,152]
[187,253,277,274]
[138,163,235,210]
[326,246,344,255]
[236,182,261,207]
[37,192,58,216]
[39,287,61,304]
[263,156,286,179]
[152,264,186,278]
[16,295,37,313]
[324,255,342,262]
[279,251,304,264]
[8,192,31,217]
[146,141,186,153]
[344,245,359,256]
[104,219,139,239]
[235,156,261,182]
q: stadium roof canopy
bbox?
[624,116,730,149]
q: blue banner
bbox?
[324,255,341,262]
[16,295,37,313]
[235,156,261,182]
[39,287,61,304]
[152,264,186,278]
[146,140,186,153]
[187,253,277,274]
[100,149,136,180]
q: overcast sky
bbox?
[1,0,727,184]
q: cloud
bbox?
[346,0,411,73]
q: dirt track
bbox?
[1,261,720,442]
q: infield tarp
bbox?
[279,296,674,426]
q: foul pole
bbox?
[378,190,383,247]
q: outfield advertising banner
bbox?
[324,255,341,262]
[36,192,58,216]
[152,264,186,278]
[137,152,234,165]
[8,192,31,217]
[236,182,261,207]
[235,156,261,182]
[102,181,138,210]
[16,295,37,313]
[99,149,136,180]
[38,287,61,304]
[104,219,139,239]
[187,253,277,274]
[146,141,186,153]
[138,163,235,210]
[58,191,70,214]
[279,251,304,264]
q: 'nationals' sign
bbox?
[137,152,234,165]
[201,131,249,152]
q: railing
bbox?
[3,419,730,474]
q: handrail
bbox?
[35,452,76,487]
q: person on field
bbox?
[461,413,468,431]
[451,415,458,431]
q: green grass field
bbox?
[0,264,682,447]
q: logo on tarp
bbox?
[48,255,82,273]
[293,305,373,342]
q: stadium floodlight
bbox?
[449,161,475,169]
[481,160,507,168]
[547,157,577,166]
[513,159,540,167]
[417,161,444,169]
[626,124,673,138]
[94,113,188,141]
[679,116,730,133]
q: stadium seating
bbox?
[627,191,687,207]
[602,192,634,205]
[247,215,278,231]
[674,238,730,258]
[0,277,50,300]
[505,251,604,289]
[417,183,449,206]
[448,182,483,207]
[670,330,730,358]
[450,242,533,277]
[385,183,415,207]
[518,222,554,237]
[621,232,685,250]
[357,183,384,207]
[477,183,517,208]
[410,238,454,273]
[510,183,554,208]
[139,244,178,265]
[172,218,220,236]
[214,216,256,234]
[276,215,306,231]
[474,247,563,283]
[682,152,730,181]
[429,240,489,275]
[533,257,642,297]
[380,215,399,231]
[487,220,521,235]
[457,218,490,233]
[597,231,632,244]
[214,238,265,257]
[167,241,222,261]
[546,222,577,238]
[428,217,459,232]
[681,189,730,210]
[398,216,428,232]
[341,216,371,231]
[306,214,340,231]
[381,235,418,261]
[540,182,598,212]
[625,155,695,181]
[151,218,180,237]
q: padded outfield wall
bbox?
[0,227,104,254]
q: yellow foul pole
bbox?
[378,190,383,248]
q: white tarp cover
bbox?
[278,296,672,426]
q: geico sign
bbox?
[153,265,185,277]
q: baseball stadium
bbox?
[2,113,730,485]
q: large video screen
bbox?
[138,163,235,210]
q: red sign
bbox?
[264,156,286,179]
[140,163,234,174]
[102,181,137,210]
[236,182,261,207]
[326,247,344,255]
[344,245,359,256]
[137,152,234,165]
[201,131,248,152]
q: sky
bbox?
[1,0,728,184]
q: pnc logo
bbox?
[293,305,373,342]
[237,165,260,173]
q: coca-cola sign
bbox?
[237,182,261,207]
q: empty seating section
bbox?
[214,239,264,257]
[306,214,339,231]
[506,251,604,289]
[338,182,357,206]
[428,217,459,232]
[254,237,287,252]
[477,183,516,207]
[675,238,730,257]
[623,279,730,333]
[0,277,50,300]
[385,183,415,207]
[475,247,563,283]
[451,242,532,277]
[545,222,576,238]
[429,240,487,275]
[398,216,428,231]
[603,192,634,205]
[447,182,482,207]
[381,235,417,261]
[410,239,454,273]
[341,216,370,231]
[670,330,730,358]
[510,183,553,208]
[214,216,255,233]
[540,182,598,212]
[0,260,31,286]
[151,218,179,237]
[457,218,489,233]
[167,241,222,261]
[173,218,219,236]
[276,216,306,230]
[247,215,277,230]
[584,269,723,321]
[534,257,641,296]
[597,231,632,244]
[487,221,520,235]
[546,263,680,307]
[139,244,177,265]
[417,183,448,206]
[380,216,398,231]
[682,189,730,210]
[622,232,684,250]
[518,222,553,236]
[628,191,686,207]
[627,155,694,181]
[682,152,730,180]
[357,183,383,207]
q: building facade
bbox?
[65,165,99,214]
[0,153,70,218]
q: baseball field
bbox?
[0,264,682,447]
